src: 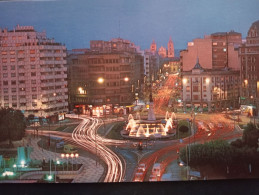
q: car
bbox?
[179,160,186,167]
[217,123,224,129]
[137,163,146,172]
[208,123,215,130]
[134,172,143,182]
[152,163,161,177]
[190,176,199,180]
[149,174,158,182]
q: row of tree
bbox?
[0,108,26,146]
[179,122,259,177]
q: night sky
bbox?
[0,0,258,50]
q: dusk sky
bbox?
[0,0,258,50]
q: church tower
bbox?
[168,37,174,58]
[150,40,157,53]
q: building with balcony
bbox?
[0,25,68,120]
[182,59,240,112]
[239,20,259,106]
[67,38,144,115]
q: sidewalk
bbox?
[27,137,104,183]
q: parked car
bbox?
[134,172,143,182]
[152,163,161,177]
[149,174,158,182]
[137,163,146,172]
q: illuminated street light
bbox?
[97,77,104,84]
[182,78,187,84]
[48,175,53,180]
[205,78,210,84]
[124,77,129,82]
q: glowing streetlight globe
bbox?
[97,77,104,84]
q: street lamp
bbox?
[70,153,74,171]
[61,154,65,171]
[97,77,104,84]
[66,153,69,171]
[75,153,79,170]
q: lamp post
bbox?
[70,153,74,171]
[61,154,65,171]
[75,153,79,170]
[66,153,69,171]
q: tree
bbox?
[0,108,26,146]
[242,122,259,148]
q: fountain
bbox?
[121,93,177,140]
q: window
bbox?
[11,73,16,77]
[32,103,37,107]
[186,86,190,92]
[30,50,35,54]
[3,81,8,86]
[213,42,218,46]
[32,87,37,92]
[19,88,25,91]
[4,96,9,100]
[203,86,207,92]
[2,58,7,63]
[30,57,35,62]
[11,81,16,85]
[3,73,8,78]
[10,58,15,62]
[2,66,7,70]
[31,65,36,69]
[31,72,36,76]
[11,66,15,70]
[18,50,24,54]
[1,51,7,55]
[193,86,199,92]
[3,88,8,93]
[32,95,37,99]
[10,51,15,55]
[12,95,17,100]
[11,88,16,93]
[12,103,17,108]
[31,80,36,84]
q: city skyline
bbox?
[0,0,258,50]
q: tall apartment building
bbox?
[240,20,259,104]
[180,31,242,111]
[181,31,242,71]
[67,38,144,115]
[0,25,68,120]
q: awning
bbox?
[126,105,135,108]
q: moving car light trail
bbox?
[69,114,126,182]
[28,114,127,182]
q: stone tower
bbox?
[168,37,174,58]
